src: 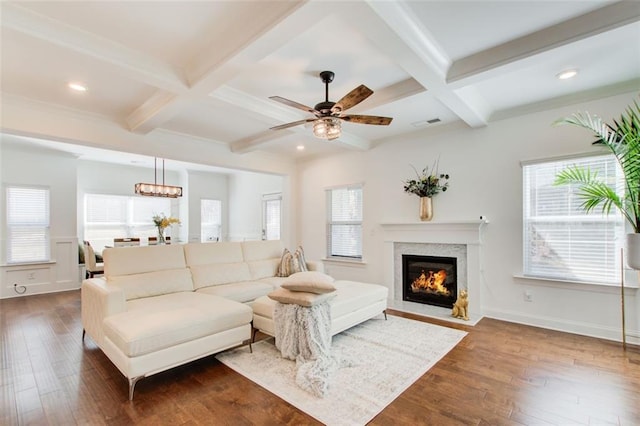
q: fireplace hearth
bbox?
[402,254,457,308]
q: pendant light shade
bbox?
[134,158,182,198]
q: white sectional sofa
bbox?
[81,240,386,400]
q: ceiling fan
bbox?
[269,71,393,140]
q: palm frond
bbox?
[554,98,640,233]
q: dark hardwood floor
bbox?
[1,290,638,425]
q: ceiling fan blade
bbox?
[270,118,315,131]
[341,115,393,125]
[269,96,317,114]
[332,85,373,113]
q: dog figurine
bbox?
[451,289,469,321]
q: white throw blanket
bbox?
[273,302,336,397]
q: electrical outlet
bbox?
[524,290,533,302]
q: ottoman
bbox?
[252,280,388,340]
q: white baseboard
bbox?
[483,308,640,346]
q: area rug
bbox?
[216,315,467,425]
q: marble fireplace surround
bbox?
[380,221,486,325]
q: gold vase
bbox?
[419,197,433,221]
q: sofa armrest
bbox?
[306,260,324,273]
[81,277,126,347]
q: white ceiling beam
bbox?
[356,1,489,128]
[125,0,313,134]
[1,3,188,93]
[448,1,640,84]
[347,78,426,113]
[230,129,296,154]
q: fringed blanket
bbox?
[273,302,337,397]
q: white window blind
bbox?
[262,193,281,241]
[84,194,171,251]
[523,154,625,284]
[6,186,50,263]
[327,186,363,259]
[201,199,222,242]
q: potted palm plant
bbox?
[554,99,640,270]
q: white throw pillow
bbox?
[281,271,336,294]
[268,287,336,307]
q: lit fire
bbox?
[411,269,450,296]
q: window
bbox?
[262,193,281,241]
[327,185,363,259]
[84,194,171,251]
[523,154,625,284]
[201,199,222,242]
[6,186,50,264]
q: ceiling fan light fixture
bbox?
[313,117,341,140]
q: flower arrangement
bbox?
[152,214,180,231]
[403,163,450,198]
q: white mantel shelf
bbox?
[380,220,488,230]
[380,220,488,245]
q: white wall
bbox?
[0,143,79,298]
[296,92,639,344]
[186,170,228,242]
[228,172,284,241]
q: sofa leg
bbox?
[383,310,387,320]
[242,338,253,354]
[251,327,258,343]
[82,328,85,341]
[128,376,143,401]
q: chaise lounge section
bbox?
[252,280,388,339]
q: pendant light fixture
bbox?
[134,158,182,198]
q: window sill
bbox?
[322,257,367,267]
[514,274,639,292]
[1,261,57,268]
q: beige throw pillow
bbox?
[276,249,293,277]
[268,287,336,307]
[281,271,336,294]
[293,246,308,273]
[276,246,309,277]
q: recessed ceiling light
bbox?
[556,69,578,80]
[296,145,305,151]
[68,82,88,92]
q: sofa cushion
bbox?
[256,276,287,288]
[183,242,244,266]
[196,281,274,303]
[241,240,283,261]
[107,268,193,301]
[104,245,186,276]
[248,258,280,280]
[268,287,336,307]
[190,262,252,289]
[331,281,389,318]
[254,281,388,320]
[105,292,252,357]
[281,271,336,294]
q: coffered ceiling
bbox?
[1,1,639,166]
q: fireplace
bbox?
[402,254,457,308]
